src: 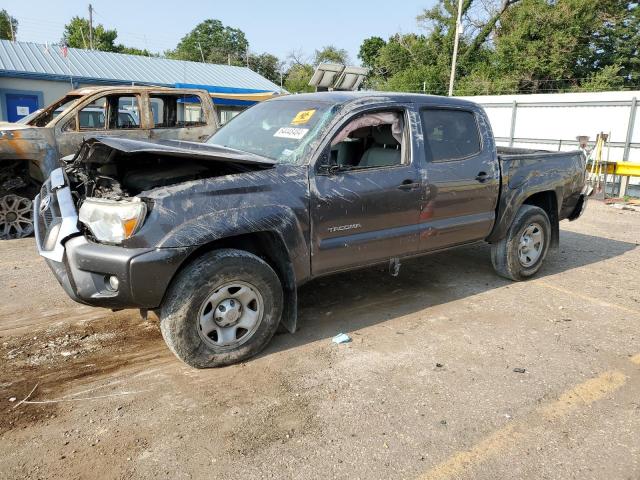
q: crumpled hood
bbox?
[88,136,277,167]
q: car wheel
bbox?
[491,205,551,281]
[160,248,283,368]
[0,194,34,240]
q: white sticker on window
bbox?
[16,106,30,116]
[274,127,309,140]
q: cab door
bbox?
[148,91,216,142]
[417,107,500,251]
[310,106,423,276]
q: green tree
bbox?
[358,37,386,69]
[313,45,350,65]
[169,19,249,65]
[116,45,154,57]
[0,9,17,40]
[284,63,315,93]
[491,0,629,92]
[574,64,625,92]
[248,53,282,85]
[62,16,118,51]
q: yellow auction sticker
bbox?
[291,109,316,125]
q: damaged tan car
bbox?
[0,85,220,239]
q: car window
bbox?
[115,96,140,129]
[207,100,338,164]
[78,97,106,130]
[150,94,206,128]
[74,95,141,131]
[421,109,481,162]
[329,111,405,170]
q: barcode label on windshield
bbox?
[274,127,309,140]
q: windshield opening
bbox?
[27,94,83,127]
[206,100,338,164]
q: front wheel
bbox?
[160,249,283,368]
[491,205,551,281]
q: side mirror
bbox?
[317,145,338,175]
[318,163,340,175]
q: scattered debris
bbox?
[513,368,526,374]
[8,397,16,402]
[332,333,352,344]
[435,363,444,368]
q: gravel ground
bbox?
[0,200,639,480]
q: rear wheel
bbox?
[491,205,551,281]
[160,249,283,368]
[0,194,34,240]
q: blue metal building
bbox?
[0,40,281,122]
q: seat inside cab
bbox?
[330,113,403,169]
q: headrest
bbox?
[372,125,399,146]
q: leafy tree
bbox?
[0,9,17,40]
[248,53,283,85]
[313,45,350,65]
[116,45,154,57]
[169,19,249,65]
[574,64,625,92]
[62,16,118,51]
[358,36,386,69]
[284,63,315,93]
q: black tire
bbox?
[491,205,551,281]
[160,248,283,368]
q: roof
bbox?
[272,91,480,108]
[0,40,281,93]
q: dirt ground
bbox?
[1,200,639,480]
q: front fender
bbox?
[157,204,310,284]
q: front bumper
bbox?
[34,168,192,309]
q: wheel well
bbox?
[523,191,559,247]
[167,231,298,332]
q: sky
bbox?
[6,0,435,64]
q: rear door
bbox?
[148,91,217,142]
[418,107,500,251]
[310,106,423,275]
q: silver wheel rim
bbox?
[0,194,34,240]
[518,222,544,267]
[197,281,264,350]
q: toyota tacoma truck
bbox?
[0,85,221,239]
[34,92,587,368]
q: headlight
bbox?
[79,197,147,244]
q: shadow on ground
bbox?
[266,230,637,355]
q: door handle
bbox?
[475,171,489,182]
[397,180,421,191]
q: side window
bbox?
[150,94,206,128]
[77,96,106,130]
[75,95,141,131]
[217,106,243,125]
[113,96,141,129]
[421,109,481,162]
[329,111,405,170]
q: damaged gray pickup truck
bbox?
[35,92,587,368]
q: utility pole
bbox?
[9,17,15,42]
[448,0,464,96]
[88,4,94,50]
[197,42,205,62]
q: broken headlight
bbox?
[79,197,147,244]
